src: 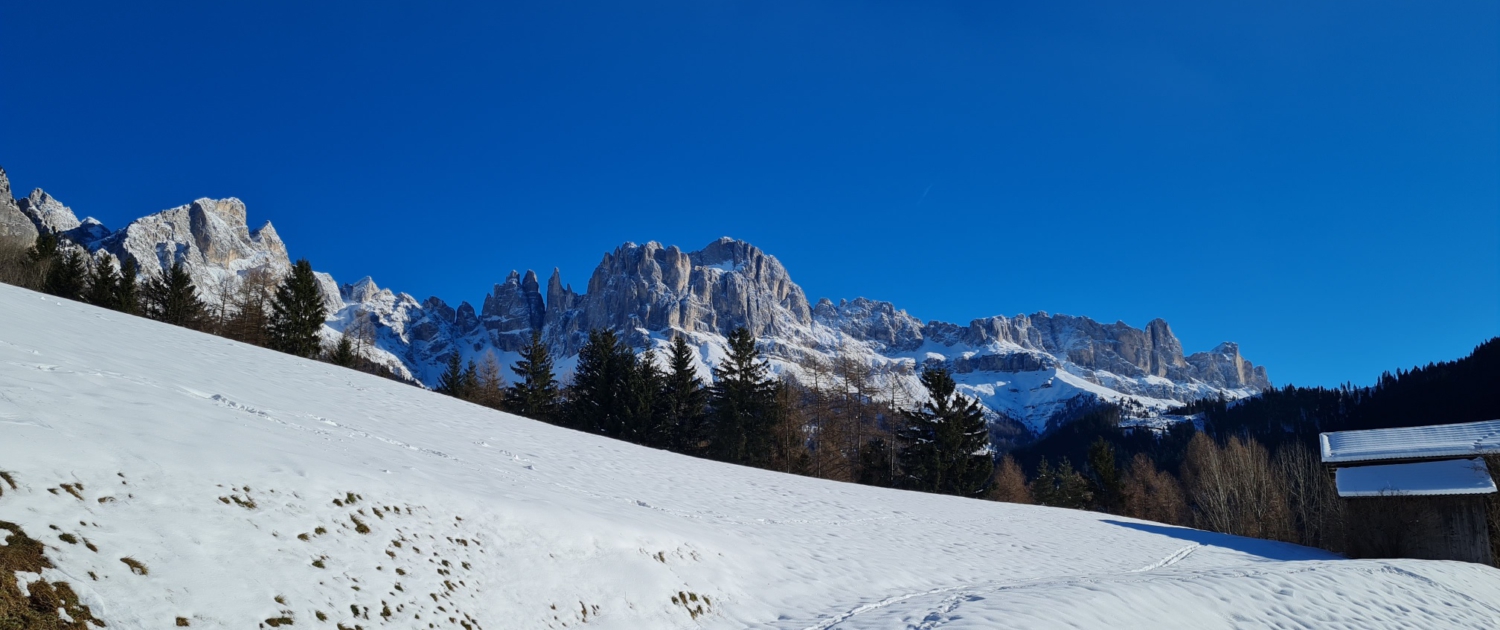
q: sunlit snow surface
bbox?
[2,283,1499,629]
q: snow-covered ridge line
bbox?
[0,167,1269,434]
[3,281,1498,629]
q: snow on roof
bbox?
[1335,458,1497,498]
[1319,418,1500,464]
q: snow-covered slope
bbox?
[3,283,1499,629]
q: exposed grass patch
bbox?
[1,520,105,628]
[121,557,149,575]
[58,533,78,544]
[312,556,327,569]
[264,615,294,626]
[314,527,327,535]
[0,471,15,496]
[59,483,84,500]
[83,539,98,552]
[176,616,190,626]
[96,496,115,504]
[297,533,309,541]
[350,515,370,534]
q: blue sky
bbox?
[3,1,1496,388]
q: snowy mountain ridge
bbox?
[0,167,1269,435]
[3,278,1498,629]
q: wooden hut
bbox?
[1320,419,1500,565]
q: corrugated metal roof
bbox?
[1319,419,1500,464]
[1335,458,1497,498]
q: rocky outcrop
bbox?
[0,167,39,245]
[96,197,291,301]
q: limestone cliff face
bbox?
[96,197,291,298]
[0,167,39,244]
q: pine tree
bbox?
[895,367,994,497]
[328,336,357,368]
[142,261,208,329]
[505,330,560,421]
[267,259,327,357]
[660,334,709,455]
[708,327,777,466]
[85,256,121,309]
[116,258,140,314]
[45,247,87,300]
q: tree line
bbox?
[997,337,1500,565]
[0,232,402,380]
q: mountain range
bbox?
[0,166,1270,437]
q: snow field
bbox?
[2,281,1500,629]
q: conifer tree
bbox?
[660,334,709,455]
[565,329,638,437]
[436,352,467,397]
[85,256,121,309]
[1086,437,1123,513]
[1053,458,1094,509]
[708,327,777,466]
[116,258,140,314]
[45,247,87,300]
[1031,458,1058,506]
[988,454,1033,504]
[895,367,994,497]
[142,261,208,329]
[625,349,667,447]
[505,330,560,421]
[472,352,507,410]
[267,259,327,357]
[27,232,58,265]
[328,336,357,368]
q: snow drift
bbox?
[1,282,1498,629]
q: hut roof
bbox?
[1319,419,1500,464]
[1335,458,1497,498]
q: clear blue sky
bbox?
[3,1,1496,388]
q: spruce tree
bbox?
[1031,458,1058,506]
[626,349,667,447]
[116,258,140,315]
[85,256,121,309]
[1053,458,1094,509]
[565,329,638,437]
[1086,437,1123,513]
[708,327,777,466]
[142,261,208,329]
[329,336,357,368]
[895,367,994,497]
[660,334,709,454]
[505,330,560,421]
[436,352,467,397]
[267,259,327,357]
[45,247,87,300]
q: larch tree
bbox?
[987,454,1033,504]
[267,259,327,358]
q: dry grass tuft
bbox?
[58,483,84,501]
[175,616,191,626]
[1,520,106,628]
[120,557,149,575]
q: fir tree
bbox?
[505,330,560,421]
[895,367,994,497]
[116,258,140,314]
[660,334,709,455]
[142,261,208,329]
[45,247,87,300]
[267,259,327,357]
[328,336,357,368]
[85,256,121,309]
[708,327,777,466]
